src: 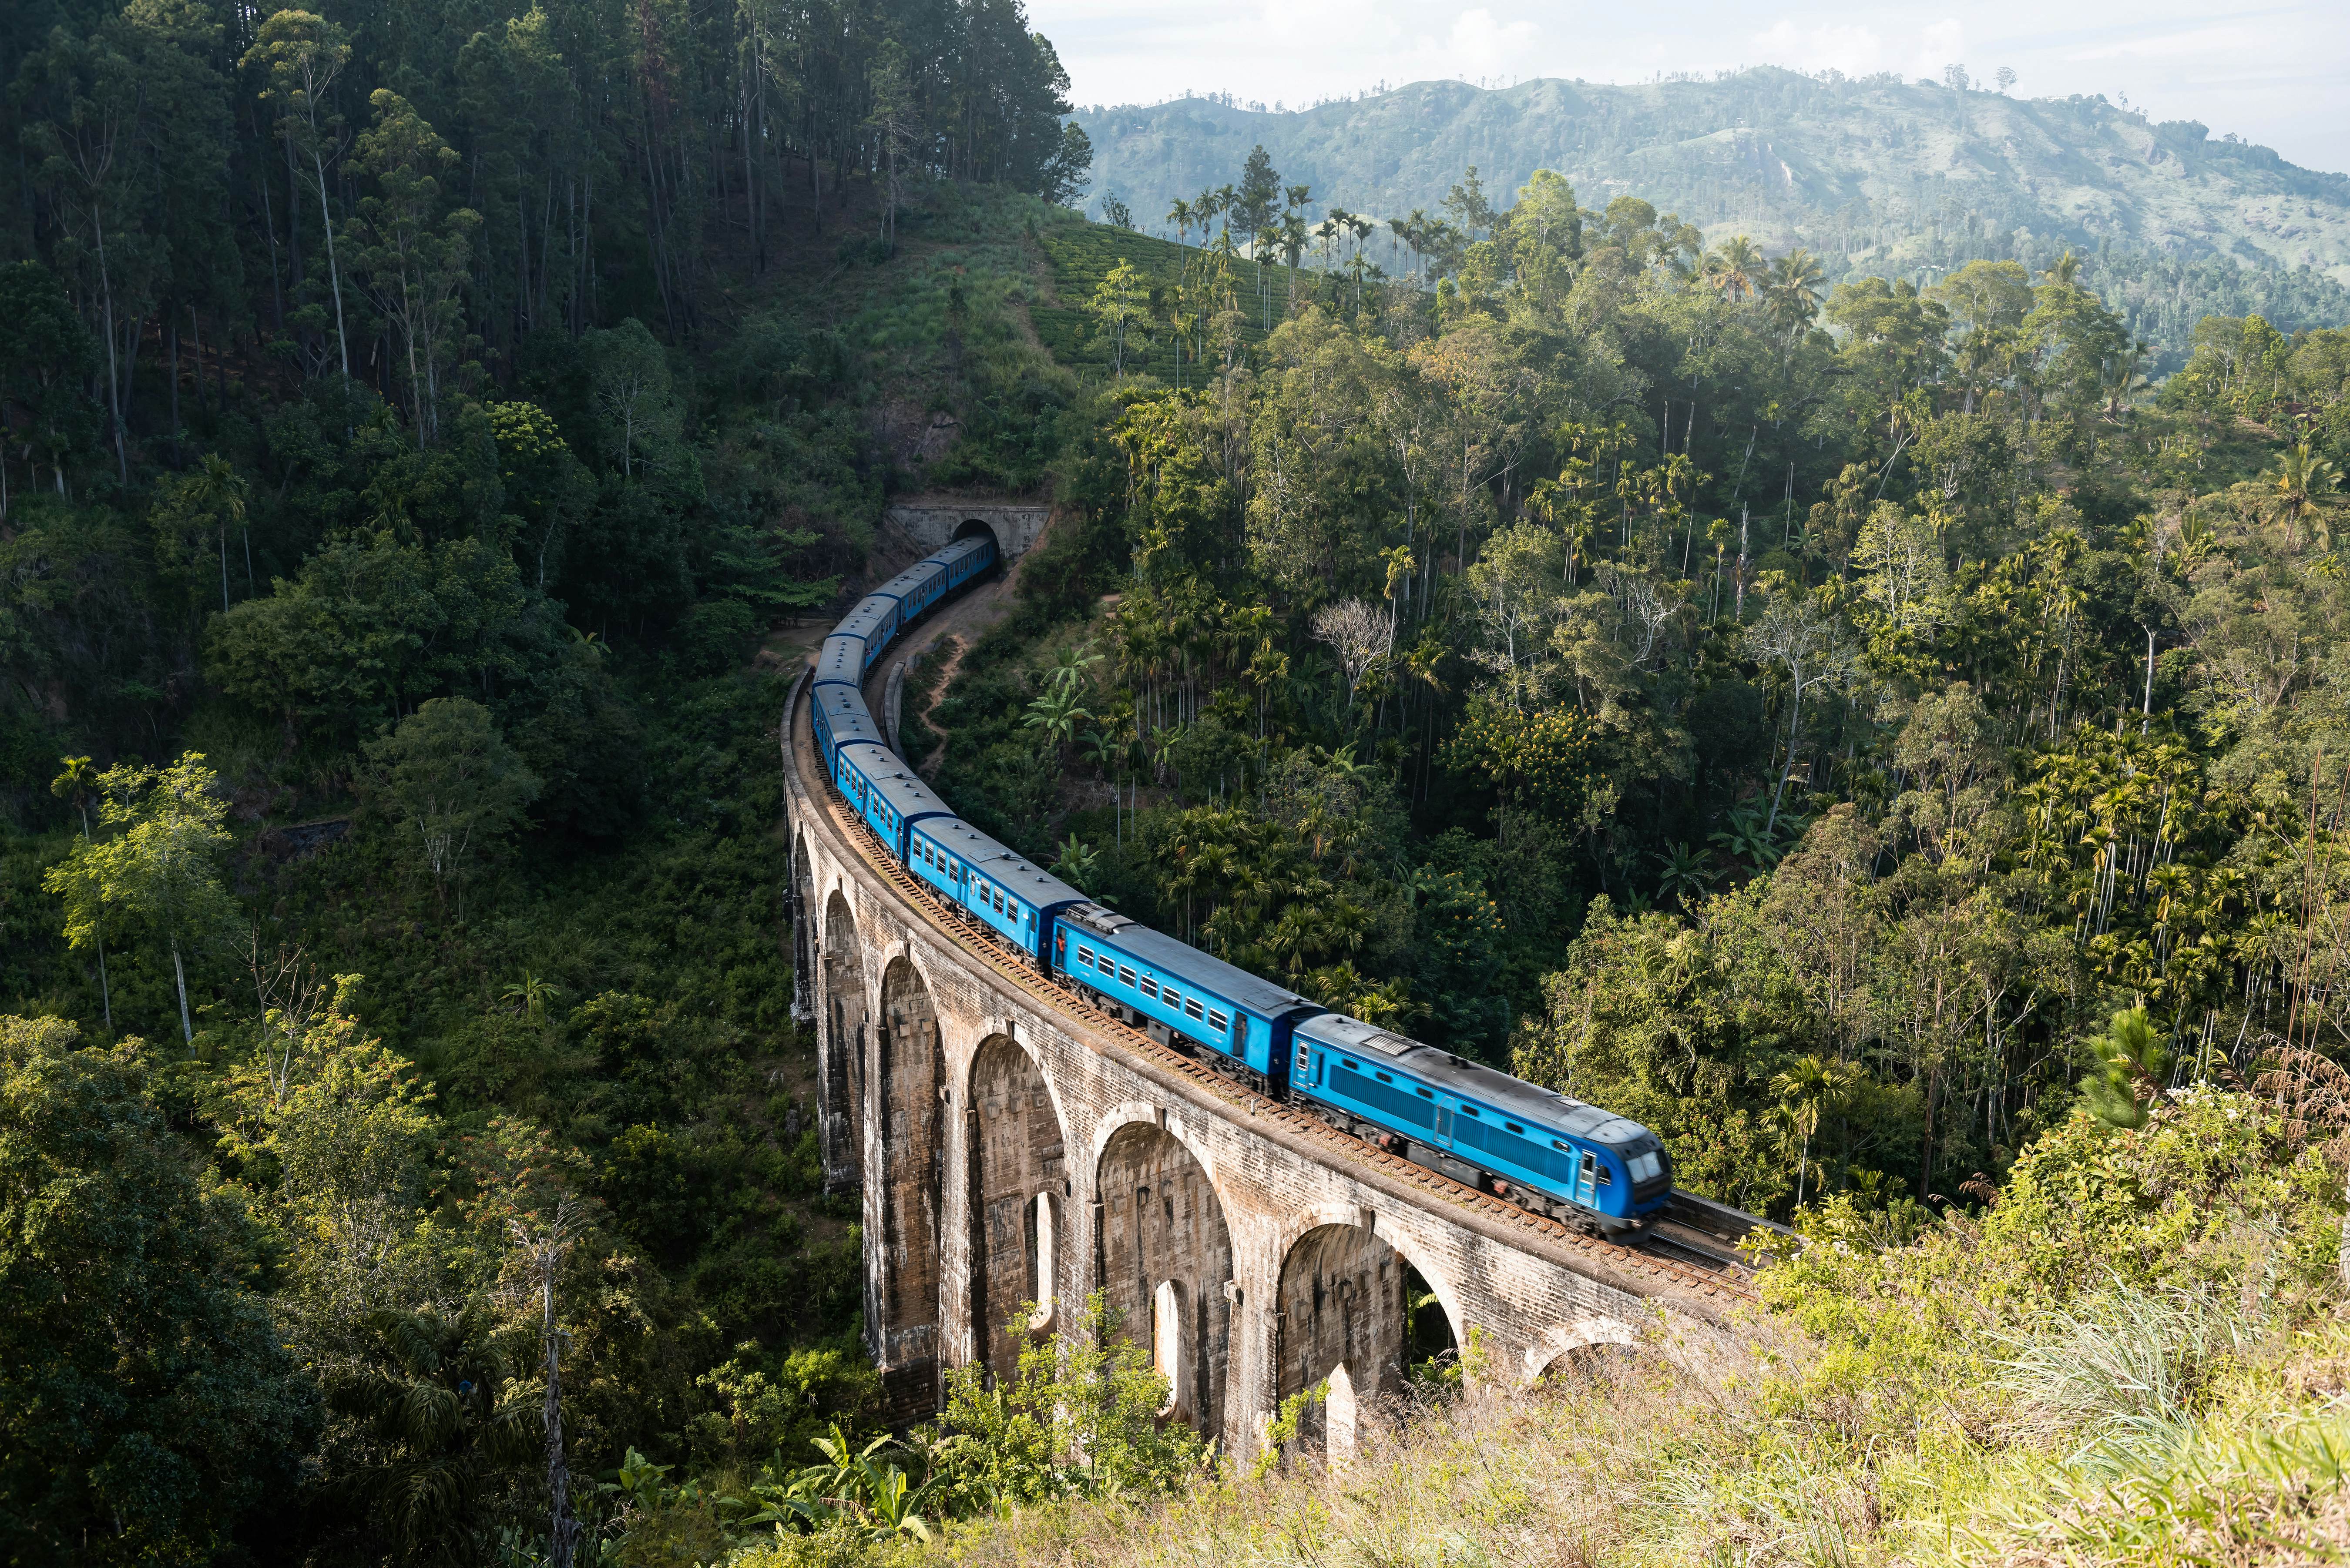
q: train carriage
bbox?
[835,595,902,671]
[835,750,954,861]
[1052,904,1318,1086]
[934,535,994,588]
[1292,1013,1673,1230]
[814,634,866,693]
[871,558,951,621]
[907,819,1085,961]
[812,684,885,767]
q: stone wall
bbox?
[882,497,1052,562]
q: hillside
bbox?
[10,0,2350,1553]
[1073,70,2350,345]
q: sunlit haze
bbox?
[1031,0,2350,175]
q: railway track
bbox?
[788,675,1766,1306]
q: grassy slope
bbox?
[1030,219,1286,388]
[906,1093,2349,1568]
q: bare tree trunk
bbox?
[542,1269,576,1568]
[311,147,350,380]
[172,941,193,1045]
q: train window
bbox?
[1077,947,1094,968]
[1183,999,1203,1022]
[1505,1122,1523,1134]
[1552,1139,1572,1153]
[1209,1011,1229,1033]
[1375,1071,1393,1084]
[1417,1087,1434,1099]
[1118,965,1136,986]
[1460,1106,1481,1118]
[1595,1163,1613,1187]
[1139,977,1158,1000]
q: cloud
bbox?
[1918,17,1963,77]
[1447,7,1541,72]
[2064,24,2266,63]
[1749,19,1893,78]
[1746,14,1964,82]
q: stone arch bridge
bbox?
[782,670,1760,1452]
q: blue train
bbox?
[806,532,1674,1234]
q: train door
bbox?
[1433,1097,1454,1151]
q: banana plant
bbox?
[748,1425,943,1543]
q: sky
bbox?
[1031,0,2350,176]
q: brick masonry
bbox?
[785,673,1747,1450]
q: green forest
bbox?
[1,0,2348,1558]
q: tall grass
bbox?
[1990,1281,2263,1467]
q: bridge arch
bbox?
[1521,1316,1640,1387]
[819,889,867,1193]
[873,954,946,1414]
[1095,1116,1234,1443]
[967,1032,1070,1381]
[790,830,816,1013]
[1271,1211,1461,1458]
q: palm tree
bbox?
[1022,685,1094,764]
[1280,212,1309,315]
[329,1307,537,1563]
[1769,1054,1858,1208]
[2101,338,2152,419]
[2268,440,2343,551]
[181,453,249,613]
[501,972,560,1022]
[1767,249,1826,334]
[1166,197,1193,248]
[1711,804,1795,879]
[1651,842,1716,909]
[1702,236,1763,303]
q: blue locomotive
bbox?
[803,531,1674,1234]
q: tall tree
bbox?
[245,10,354,381]
[346,90,481,443]
[42,754,237,1045]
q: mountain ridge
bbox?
[1072,69,2350,308]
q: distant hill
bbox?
[1071,69,2350,351]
